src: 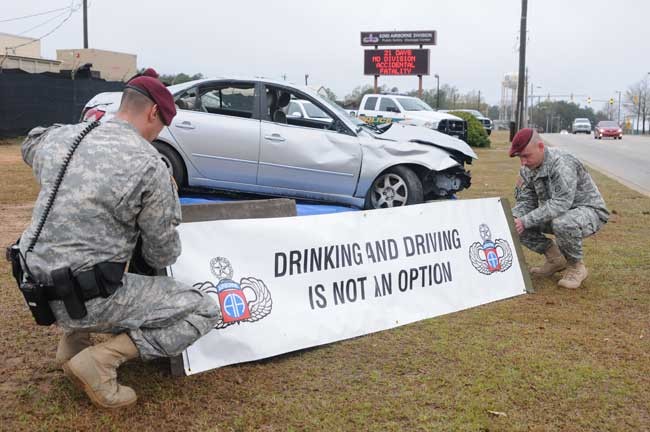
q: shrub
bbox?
[449,111,490,148]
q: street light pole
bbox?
[616,90,621,125]
[435,74,440,109]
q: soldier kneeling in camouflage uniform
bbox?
[509,128,609,289]
[18,69,221,408]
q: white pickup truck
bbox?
[357,94,468,142]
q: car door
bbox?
[167,80,260,185]
[258,85,362,197]
[377,96,405,125]
[358,95,379,125]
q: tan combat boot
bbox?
[56,330,92,366]
[558,261,588,289]
[530,242,567,276]
[62,333,139,409]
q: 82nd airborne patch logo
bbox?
[194,257,272,329]
[468,224,513,275]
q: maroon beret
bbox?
[125,68,176,126]
[509,128,534,157]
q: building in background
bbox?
[1,33,137,81]
[0,32,61,73]
[56,48,137,81]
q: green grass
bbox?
[0,131,648,431]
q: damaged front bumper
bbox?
[422,166,472,200]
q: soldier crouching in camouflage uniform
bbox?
[509,128,609,289]
[17,69,221,408]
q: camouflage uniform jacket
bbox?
[513,147,609,229]
[19,119,181,282]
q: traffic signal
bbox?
[587,97,592,104]
[609,98,614,105]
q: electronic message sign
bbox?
[363,49,430,76]
[360,31,437,46]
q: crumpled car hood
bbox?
[378,123,478,160]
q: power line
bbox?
[0,6,70,23]
[5,4,78,51]
[18,9,71,36]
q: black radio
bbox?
[7,243,56,326]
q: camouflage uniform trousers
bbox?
[513,206,605,262]
[51,273,221,361]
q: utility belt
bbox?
[6,242,125,326]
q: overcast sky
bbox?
[2,1,649,106]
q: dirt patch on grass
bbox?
[1,131,648,431]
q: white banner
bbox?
[170,197,527,375]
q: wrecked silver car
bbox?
[82,78,476,209]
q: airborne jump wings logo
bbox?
[193,257,272,329]
[469,224,513,275]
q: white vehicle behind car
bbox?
[572,118,592,134]
[357,94,468,142]
[287,99,332,123]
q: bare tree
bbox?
[625,78,650,134]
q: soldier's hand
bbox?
[514,218,525,235]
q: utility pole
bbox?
[83,0,89,48]
[515,0,528,131]
[477,90,481,110]
[281,73,287,81]
[304,74,309,86]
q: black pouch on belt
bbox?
[51,267,87,320]
[94,262,125,297]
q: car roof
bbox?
[169,77,358,130]
[168,76,312,93]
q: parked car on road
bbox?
[440,109,493,136]
[357,94,468,142]
[82,78,476,209]
[594,120,623,140]
[571,118,592,134]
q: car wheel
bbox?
[366,166,423,209]
[152,141,187,187]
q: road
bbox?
[541,133,650,196]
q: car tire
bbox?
[152,141,187,187]
[365,166,423,209]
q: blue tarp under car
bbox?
[179,195,358,217]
